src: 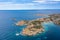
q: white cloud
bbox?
[33,0,46,3]
[33,0,60,4]
[0,2,36,10]
[50,0,60,1]
[0,0,60,10]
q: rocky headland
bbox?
[15,14,60,36]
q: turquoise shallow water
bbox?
[0,10,60,40]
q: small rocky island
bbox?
[15,14,60,36]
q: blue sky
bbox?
[0,0,60,10]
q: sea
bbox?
[0,9,60,40]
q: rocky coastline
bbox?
[15,14,60,36]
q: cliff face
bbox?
[49,14,60,25]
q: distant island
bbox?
[15,14,60,36]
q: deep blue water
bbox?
[0,9,60,40]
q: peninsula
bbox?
[15,14,60,36]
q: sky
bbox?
[0,0,60,10]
